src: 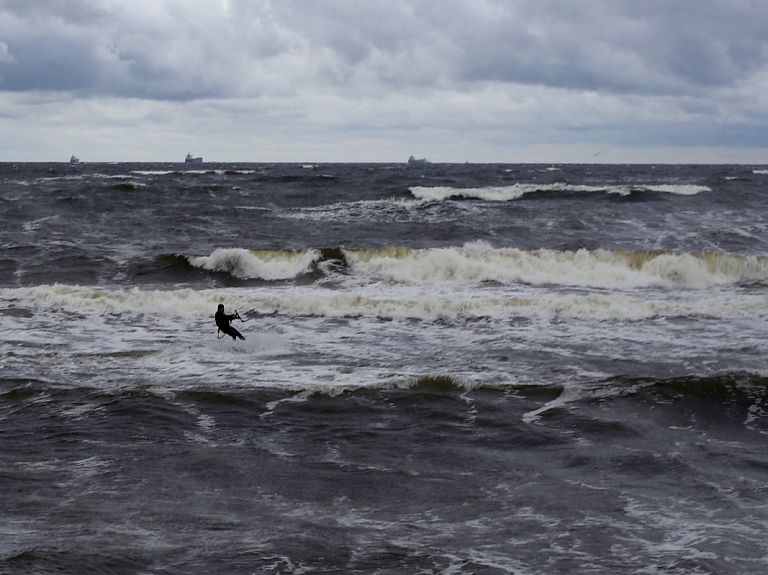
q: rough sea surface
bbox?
[1,162,767,574]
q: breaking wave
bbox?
[409,183,710,201]
[2,281,766,324]
[181,244,768,289]
[343,244,768,289]
[187,248,322,280]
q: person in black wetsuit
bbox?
[215,304,245,340]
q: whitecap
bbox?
[188,248,320,280]
[409,182,710,201]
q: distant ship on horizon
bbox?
[69,155,80,165]
[407,155,428,166]
[185,153,203,164]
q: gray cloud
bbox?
[1,0,768,161]
[440,0,768,95]
[2,0,767,100]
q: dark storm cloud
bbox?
[2,0,767,101]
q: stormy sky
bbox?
[2,0,768,162]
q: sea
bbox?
[1,161,767,574]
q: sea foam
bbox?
[188,248,320,280]
[409,183,711,201]
[343,244,768,289]
[2,280,766,323]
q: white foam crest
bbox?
[269,291,510,321]
[410,184,547,201]
[188,248,320,280]
[2,280,766,324]
[639,252,767,287]
[232,287,768,322]
[131,170,175,176]
[278,197,432,222]
[753,170,768,175]
[643,184,710,195]
[92,173,133,179]
[213,169,257,175]
[114,181,146,188]
[409,182,710,201]
[0,284,220,318]
[344,244,768,289]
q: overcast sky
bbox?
[2,0,768,163]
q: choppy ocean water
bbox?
[1,162,767,574]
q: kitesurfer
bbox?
[215,304,245,340]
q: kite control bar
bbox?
[234,309,257,322]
